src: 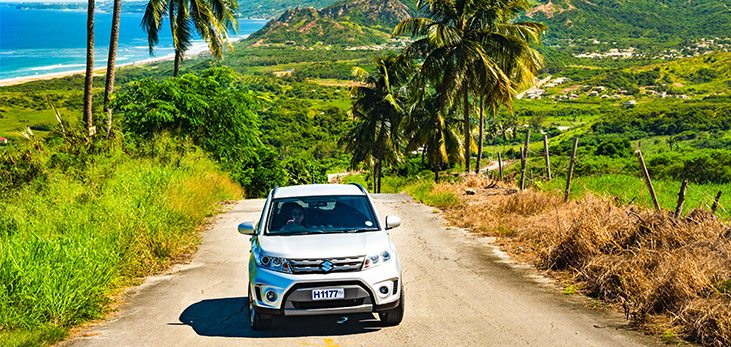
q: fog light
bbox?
[265,290,278,302]
[379,286,389,295]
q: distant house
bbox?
[0,137,7,144]
[623,100,637,106]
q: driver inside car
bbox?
[281,205,310,231]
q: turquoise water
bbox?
[0,4,266,81]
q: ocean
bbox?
[0,4,267,82]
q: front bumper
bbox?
[249,260,401,317]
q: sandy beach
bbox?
[0,36,248,88]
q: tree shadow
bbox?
[177,297,383,338]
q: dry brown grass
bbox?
[431,175,731,346]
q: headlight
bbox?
[253,247,291,273]
[362,250,394,269]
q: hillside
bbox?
[245,0,413,46]
[524,0,731,47]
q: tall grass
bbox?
[540,174,731,219]
[0,137,242,346]
[410,176,731,346]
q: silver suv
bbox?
[238,183,404,330]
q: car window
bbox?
[266,195,378,234]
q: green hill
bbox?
[524,0,731,47]
[245,0,413,46]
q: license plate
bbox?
[312,288,345,300]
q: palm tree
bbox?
[394,0,545,173]
[142,0,239,77]
[403,90,463,182]
[340,54,412,193]
[103,0,122,137]
[82,0,95,132]
[473,0,545,172]
[393,0,513,173]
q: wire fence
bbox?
[485,137,728,218]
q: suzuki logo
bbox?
[320,260,333,272]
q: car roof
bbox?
[272,184,367,199]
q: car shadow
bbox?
[178,297,383,338]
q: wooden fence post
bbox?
[563,138,579,202]
[543,135,551,180]
[636,150,661,212]
[520,147,527,190]
[524,129,531,152]
[674,178,688,218]
[712,191,722,214]
[498,152,503,181]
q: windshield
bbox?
[266,195,378,235]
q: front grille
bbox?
[292,298,365,309]
[289,256,364,274]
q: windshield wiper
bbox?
[269,230,324,236]
[343,228,379,233]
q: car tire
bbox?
[248,286,272,330]
[378,287,404,326]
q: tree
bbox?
[394,0,512,173]
[82,0,95,132]
[112,68,275,195]
[394,0,544,173]
[340,54,412,193]
[403,90,463,182]
[103,0,122,137]
[142,0,239,77]
[473,1,545,172]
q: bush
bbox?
[648,149,731,184]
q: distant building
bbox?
[0,137,7,144]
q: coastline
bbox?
[0,36,251,88]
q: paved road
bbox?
[60,194,660,346]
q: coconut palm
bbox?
[394,0,545,173]
[340,54,413,193]
[82,0,95,132]
[142,0,239,77]
[103,0,122,137]
[403,90,463,182]
[472,0,545,172]
[394,0,511,173]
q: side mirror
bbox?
[238,222,256,235]
[385,215,401,230]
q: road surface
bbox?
[60,194,660,346]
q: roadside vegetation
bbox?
[1,0,730,344]
[0,131,242,345]
[406,176,730,346]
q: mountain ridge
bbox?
[246,0,412,46]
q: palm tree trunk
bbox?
[433,155,440,182]
[174,50,181,77]
[376,159,382,193]
[103,0,121,138]
[83,0,95,132]
[463,85,470,173]
[476,94,484,174]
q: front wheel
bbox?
[378,287,404,326]
[248,286,272,330]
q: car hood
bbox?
[257,231,391,259]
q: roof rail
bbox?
[349,183,367,194]
[272,186,279,197]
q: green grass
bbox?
[404,180,460,209]
[540,174,731,219]
[0,137,243,346]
